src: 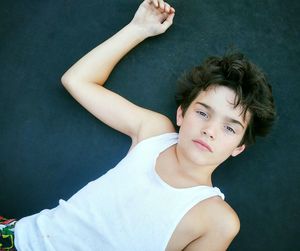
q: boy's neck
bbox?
[174,144,217,187]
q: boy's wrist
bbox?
[126,22,149,42]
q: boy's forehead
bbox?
[192,86,251,124]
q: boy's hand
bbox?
[130,0,175,38]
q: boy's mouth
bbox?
[192,139,213,152]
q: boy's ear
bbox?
[231,144,246,157]
[176,106,183,126]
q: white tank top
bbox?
[15,132,225,251]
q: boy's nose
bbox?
[201,130,214,139]
[201,124,217,140]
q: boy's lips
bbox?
[193,139,213,152]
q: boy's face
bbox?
[176,85,251,168]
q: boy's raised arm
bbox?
[61,0,175,141]
[61,24,146,86]
[62,0,175,85]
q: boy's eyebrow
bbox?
[195,102,245,129]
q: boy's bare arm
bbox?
[61,23,145,86]
[61,0,175,141]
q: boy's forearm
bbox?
[61,23,147,86]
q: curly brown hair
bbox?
[175,51,277,147]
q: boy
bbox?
[1,0,276,250]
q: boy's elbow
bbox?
[61,73,71,87]
[61,72,79,88]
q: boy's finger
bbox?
[147,0,158,7]
[152,0,159,8]
[161,12,175,31]
[165,3,171,13]
[158,0,165,11]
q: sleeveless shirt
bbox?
[14,132,225,251]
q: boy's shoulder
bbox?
[191,196,240,241]
[184,195,240,236]
[167,196,240,250]
[194,196,240,233]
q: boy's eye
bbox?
[226,126,236,134]
[196,111,208,118]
